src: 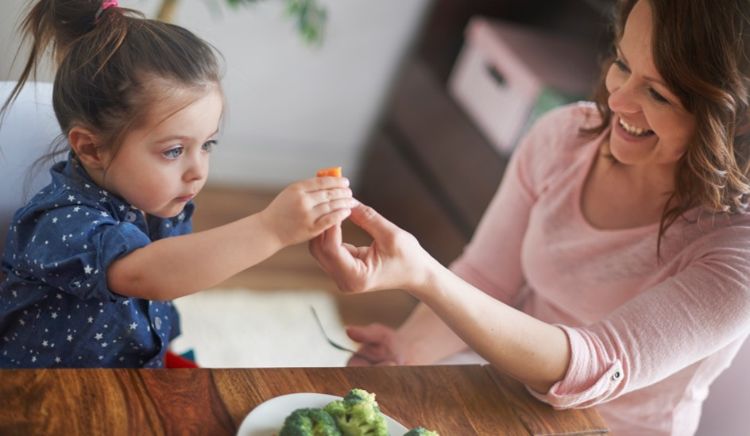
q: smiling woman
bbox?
[308,0,750,435]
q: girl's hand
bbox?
[346,323,407,366]
[309,203,440,294]
[260,177,356,247]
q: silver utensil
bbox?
[309,306,376,364]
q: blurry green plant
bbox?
[227,0,327,44]
[156,0,326,45]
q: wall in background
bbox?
[0,0,432,188]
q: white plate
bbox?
[236,392,409,436]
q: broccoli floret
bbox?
[280,407,342,436]
[403,427,440,436]
[323,388,388,436]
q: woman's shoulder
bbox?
[530,101,602,137]
[514,102,604,185]
[675,210,750,259]
[519,101,603,155]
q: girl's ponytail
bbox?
[1,0,221,157]
[1,0,131,119]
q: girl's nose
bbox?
[183,153,208,182]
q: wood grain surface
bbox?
[0,365,608,435]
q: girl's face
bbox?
[100,86,223,218]
[605,0,696,171]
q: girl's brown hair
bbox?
[0,0,222,163]
[587,0,750,254]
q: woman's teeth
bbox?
[619,117,654,137]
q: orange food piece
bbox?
[316,166,343,177]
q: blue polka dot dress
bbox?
[0,157,192,367]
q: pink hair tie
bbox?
[95,0,119,21]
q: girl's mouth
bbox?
[175,194,195,202]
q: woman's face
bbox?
[604,0,696,170]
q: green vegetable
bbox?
[403,427,440,436]
[279,408,342,436]
[323,388,388,436]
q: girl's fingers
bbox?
[313,197,359,216]
[313,208,352,232]
[302,176,350,190]
[310,188,353,204]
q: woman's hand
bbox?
[309,203,440,294]
[345,323,406,366]
[259,177,357,247]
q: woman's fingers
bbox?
[346,324,388,342]
[346,324,396,361]
[347,204,401,242]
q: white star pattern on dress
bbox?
[0,161,189,368]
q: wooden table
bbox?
[0,365,608,435]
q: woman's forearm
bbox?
[410,261,570,393]
[107,213,282,300]
[397,302,471,364]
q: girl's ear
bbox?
[68,126,107,170]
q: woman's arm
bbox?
[320,204,750,407]
[346,302,470,366]
[415,259,570,393]
[312,204,570,391]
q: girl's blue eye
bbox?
[202,140,218,152]
[163,146,183,160]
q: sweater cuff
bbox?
[528,325,624,409]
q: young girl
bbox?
[311,0,750,434]
[0,0,356,368]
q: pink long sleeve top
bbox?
[450,102,750,436]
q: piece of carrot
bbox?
[316,166,343,177]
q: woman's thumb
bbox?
[348,204,398,241]
[346,323,388,343]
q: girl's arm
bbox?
[108,177,356,300]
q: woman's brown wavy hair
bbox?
[587,0,750,255]
[0,0,223,168]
